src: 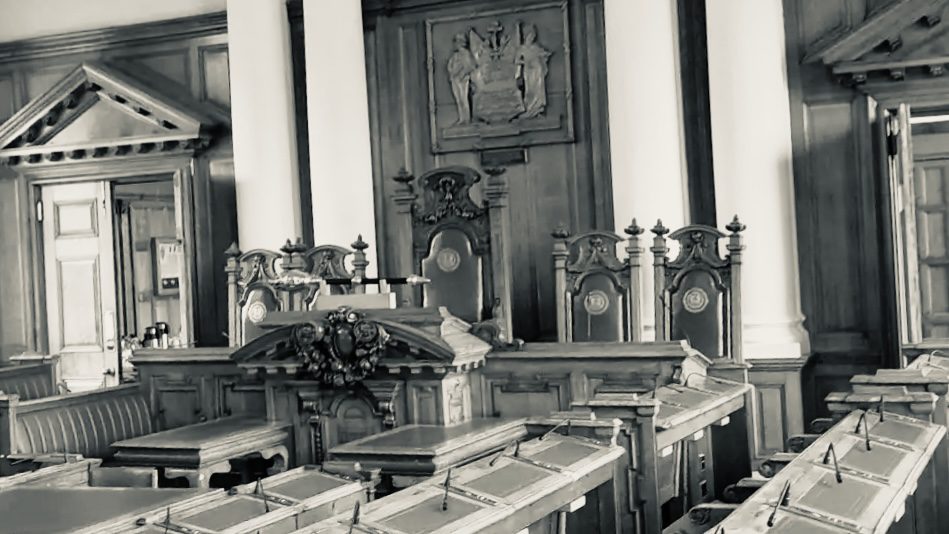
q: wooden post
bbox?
[552,225,571,343]
[280,238,308,311]
[624,219,644,342]
[351,235,369,295]
[650,221,670,341]
[391,168,417,307]
[725,216,746,364]
[483,168,515,341]
[634,403,662,534]
[0,393,19,456]
[225,242,242,347]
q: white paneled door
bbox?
[42,182,119,391]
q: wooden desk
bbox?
[112,416,291,488]
[0,486,205,534]
[326,418,525,489]
[298,432,625,534]
[716,409,946,533]
[112,466,370,534]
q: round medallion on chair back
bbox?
[436,247,462,272]
[682,287,709,314]
[583,289,611,316]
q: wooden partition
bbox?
[0,383,153,458]
[475,341,710,418]
[133,346,264,429]
[0,361,57,400]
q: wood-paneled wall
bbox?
[362,0,612,342]
[0,13,236,358]
[783,0,894,421]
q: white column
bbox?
[304,0,377,276]
[227,0,302,251]
[604,0,689,340]
[707,0,809,359]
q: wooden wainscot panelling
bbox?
[748,356,810,462]
[482,374,571,418]
[367,0,613,341]
[784,0,900,399]
[132,347,254,428]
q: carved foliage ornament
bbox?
[414,171,486,225]
[290,308,390,387]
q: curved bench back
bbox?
[0,384,153,459]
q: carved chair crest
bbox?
[409,166,490,256]
[552,220,644,342]
[651,216,745,362]
[225,237,369,346]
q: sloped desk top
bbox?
[110,466,367,534]
[0,486,207,534]
[714,409,946,533]
[327,418,527,477]
[582,375,750,449]
[292,432,624,534]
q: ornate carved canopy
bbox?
[0,62,225,168]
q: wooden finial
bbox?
[280,238,307,254]
[726,215,746,234]
[393,167,414,185]
[225,241,241,257]
[351,234,369,251]
[651,219,669,236]
[551,224,570,239]
[624,218,644,236]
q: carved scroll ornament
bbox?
[290,308,390,387]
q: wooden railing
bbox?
[0,384,153,458]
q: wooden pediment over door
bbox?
[0,62,225,168]
[805,0,949,89]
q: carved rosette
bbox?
[290,307,390,387]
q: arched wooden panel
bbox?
[670,270,722,359]
[421,228,483,322]
[571,272,624,342]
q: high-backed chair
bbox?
[551,220,644,342]
[392,165,514,339]
[225,237,368,346]
[651,217,745,362]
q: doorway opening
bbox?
[879,104,949,357]
[38,174,187,391]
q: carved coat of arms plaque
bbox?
[426,1,573,153]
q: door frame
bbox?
[864,88,949,364]
[23,154,198,356]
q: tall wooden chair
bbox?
[225,237,368,346]
[551,220,644,342]
[392,165,514,339]
[651,217,745,362]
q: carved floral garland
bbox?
[290,307,390,387]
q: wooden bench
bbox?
[0,361,58,400]
[0,383,154,459]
